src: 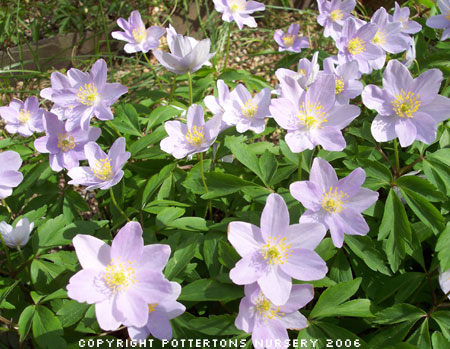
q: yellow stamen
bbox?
[372,30,386,46]
[229,0,245,12]
[298,102,328,129]
[261,235,292,265]
[392,89,421,118]
[321,187,348,214]
[18,109,31,124]
[347,37,366,55]
[185,125,205,147]
[330,9,343,22]
[241,99,258,118]
[148,303,158,314]
[92,158,113,181]
[77,83,98,106]
[335,77,345,95]
[103,257,137,293]
[255,293,285,322]
[57,133,77,152]
[132,27,147,43]
[282,34,295,47]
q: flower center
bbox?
[77,83,99,106]
[148,303,158,314]
[446,11,450,21]
[57,133,77,152]
[335,77,345,95]
[229,0,245,12]
[347,37,366,55]
[321,187,348,214]
[298,102,328,129]
[103,257,137,293]
[330,9,343,22]
[132,27,147,43]
[185,125,205,147]
[282,34,295,47]
[372,30,386,46]
[392,89,421,118]
[18,109,31,124]
[255,293,285,321]
[92,158,113,181]
[241,99,258,118]
[261,236,292,265]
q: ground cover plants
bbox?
[0,0,450,348]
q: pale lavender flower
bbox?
[235,283,313,349]
[426,0,450,41]
[111,11,165,54]
[127,281,185,341]
[0,97,44,137]
[203,79,233,131]
[34,111,101,172]
[40,72,75,120]
[371,7,410,54]
[322,57,363,105]
[336,18,384,74]
[317,0,356,40]
[362,59,450,147]
[48,59,128,131]
[276,51,320,93]
[0,151,23,199]
[290,158,379,248]
[0,218,33,248]
[67,137,130,191]
[213,0,265,29]
[270,74,360,153]
[402,41,416,68]
[67,222,173,330]
[222,84,271,133]
[228,193,327,305]
[153,25,215,74]
[160,104,221,159]
[274,24,309,53]
[438,268,450,300]
[391,2,422,35]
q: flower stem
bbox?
[393,138,400,176]
[298,152,303,181]
[109,188,130,222]
[198,153,212,220]
[2,200,12,215]
[223,23,232,70]
[107,120,122,138]
[0,233,13,273]
[17,245,33,286]
[143,52,164,90]
[187,71,193,105]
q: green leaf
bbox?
[201,172,258,199]
[218,240,240,270]
[359,159,393,185]
[329,249,353,283]
[32,215,67,252]
[432,331,449,348]
[165,233,202,280]
[368,321,417,348]
[345,235,391,275]
[146,105,182,130]
[310,278,364,318]
[396,175,446,202]
[315,321,369,349]
[167,217,209,231]
[399,186,445,234]
[141,163,176,206]
[407,318,431,349]
[373,304,426,325]
[18,305,35,341]
[423,159,450,195]
[380,189,411,272]
[179,279,243,302]
[156,207,185,228]
[436,223,450,270]
[431,311,450,341]
[112,103,141,136]
[32,305,66,349]
[129,126,167,157]
[258,150,278,187]
[188,315,243,335]
[225,136,262,180]
[56,300,90,327]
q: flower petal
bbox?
[260,193,290,241]
[228,221,264,257]
[111,221,144,262]
[72,234,111,269]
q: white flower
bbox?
[0,218,33,248]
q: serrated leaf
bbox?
[345,235,391,275]
[395,175,446,202]
[373,304,426,325]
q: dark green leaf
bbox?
[179,279,243,302]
